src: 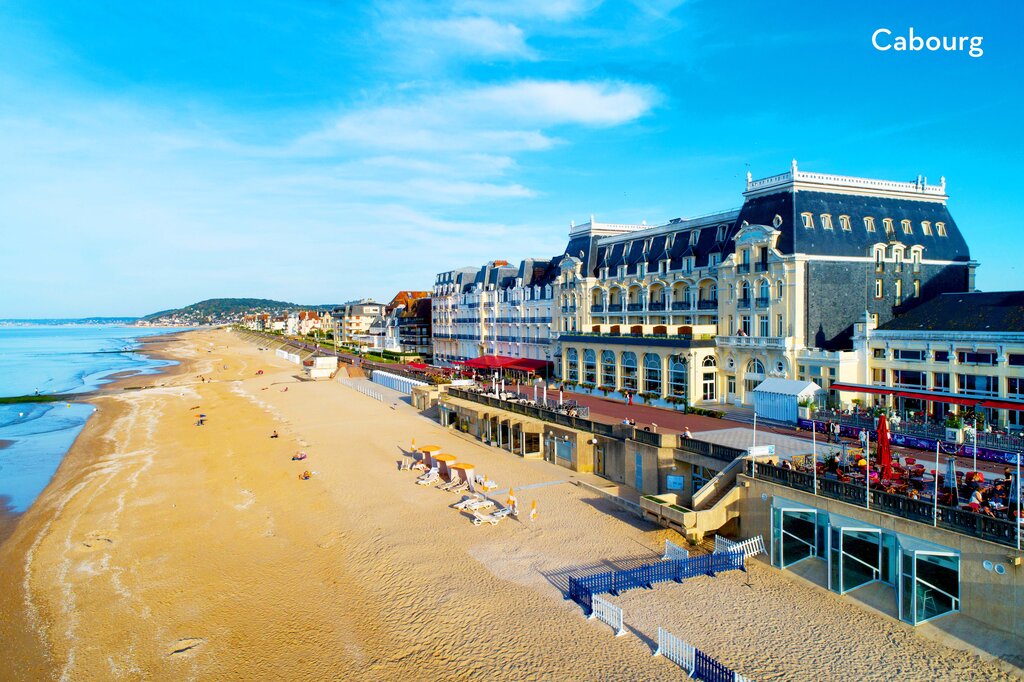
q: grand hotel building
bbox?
[432,162,1024,428]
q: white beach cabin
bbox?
[752,378,823,424]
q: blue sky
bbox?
[0,0,1021,317]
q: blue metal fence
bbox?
[695,648,734,682]
[567,551,744,614]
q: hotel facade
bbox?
[431,162,1024,429]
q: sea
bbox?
[0,325,188,514]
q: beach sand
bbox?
[0,328,1018,680]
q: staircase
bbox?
[641,456,746,543]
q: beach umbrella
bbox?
[944,457,960,505]
[876,414,893,481]
[530,500,538,522]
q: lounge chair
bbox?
[472,506,514,526]
[411,461,428,472]
[416,468,440,485]
[437,477,461,491]
[417,466,438,481]
[465,497,494,512]
[453,495,483,510]
[448,480,469,494]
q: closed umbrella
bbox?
[876,414,893,482]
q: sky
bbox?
[0,0,1021,317]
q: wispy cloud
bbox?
[404,16,536,59]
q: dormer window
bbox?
[820,214,833,230]
[839,215,851,231]
[801,212,814,229]
[921,221,932,236]
[864,216,876,232]
[883,218,895,235]
[716,225,728,241]
[901,219,913,235]
[936,221,947,236]
[689,230,699,246]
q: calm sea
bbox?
[0,325,187,513]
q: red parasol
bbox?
[876,414,893,481]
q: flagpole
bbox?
[1016,452,1021,551]
[865,428,871,510]
[972,411,978,473]
[812,421,818,495]
[933,441,939,527]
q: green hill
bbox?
[143,298,346,324]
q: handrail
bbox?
[691,457,743,509]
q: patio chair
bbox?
[449,480,469,494]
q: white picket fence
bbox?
[589,595,625,636]
[339,379,386,402]
[663,539,689,561]
[653,627,695,672]
[714,534,766,559]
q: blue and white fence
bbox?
[589,595,626,636]
[714,535,766,560]
[340,379,386,402]
[663,539,689,561]
[567,551,744,614]
[654,627,754,682]
[654,627,695,670]
[371,370,428,395]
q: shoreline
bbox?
[0,327,1018,680]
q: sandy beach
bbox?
[0,328,1019,681]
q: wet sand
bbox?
[0,328,1018,681]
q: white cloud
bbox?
[453,0,598,21]
[408,16,535,59]
[302,79,656,154]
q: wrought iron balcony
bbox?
[755,296,770,308]
[648,301,666,311]
[626,303,644,311]
[697,299,718,310]
[671,301,691,310]
[608,304,623,312]
[737,298,751,308]
[591,304,604,313]
[737,264,751,274]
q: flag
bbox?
[530,500,538,522]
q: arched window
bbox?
[669,355,688,398]
[601,350,616,388]
[643,353,662,396]
[745,358,765,394]
[740,282,750,304]
[775,280,784,299]
[583,349,597,385]
[747,358,765,375]
[701,355,717,401]
[758,280,770,301]
[621,352,638,392]
[566,348,579,383]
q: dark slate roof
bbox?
[735,190,970,261]
[878,291,1024,332]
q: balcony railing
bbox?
[671,301,691,311]
[648,301,666,311]
[697,299,718,310]
[716,335,786,350]
[591,304,604,313]
[748,461,1022,549]
[737,264,751,274]
[755,296,770,308]
[737,298,751,308]
[754,263,768,272]
[608,303,623,312]
[626,303,644,312]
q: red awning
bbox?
[407,362,429,370]
[829,382,1024,411]
[463,355,519,369]
[506,358,551,372]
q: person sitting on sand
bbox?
[270,430,279,438]
[300,470,311,480]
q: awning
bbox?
[506,358,551,372]
[463,355,519,369]
[829,382,1024,411]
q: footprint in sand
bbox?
[234,489,256,510]
[317,531,344,549]
[167,637,205,657]
[80,531,115,551]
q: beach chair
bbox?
[466,497,495,512]
[398,459,410,471]
[449,479,469,494]
[417,466,438,481]
[411,460,428,472]
[438,476,461,491]
[453,494,483,511]
[472,506,514,526]
[416,467,440,485]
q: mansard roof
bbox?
[735,190,971,261]
[877,291,1024,333]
